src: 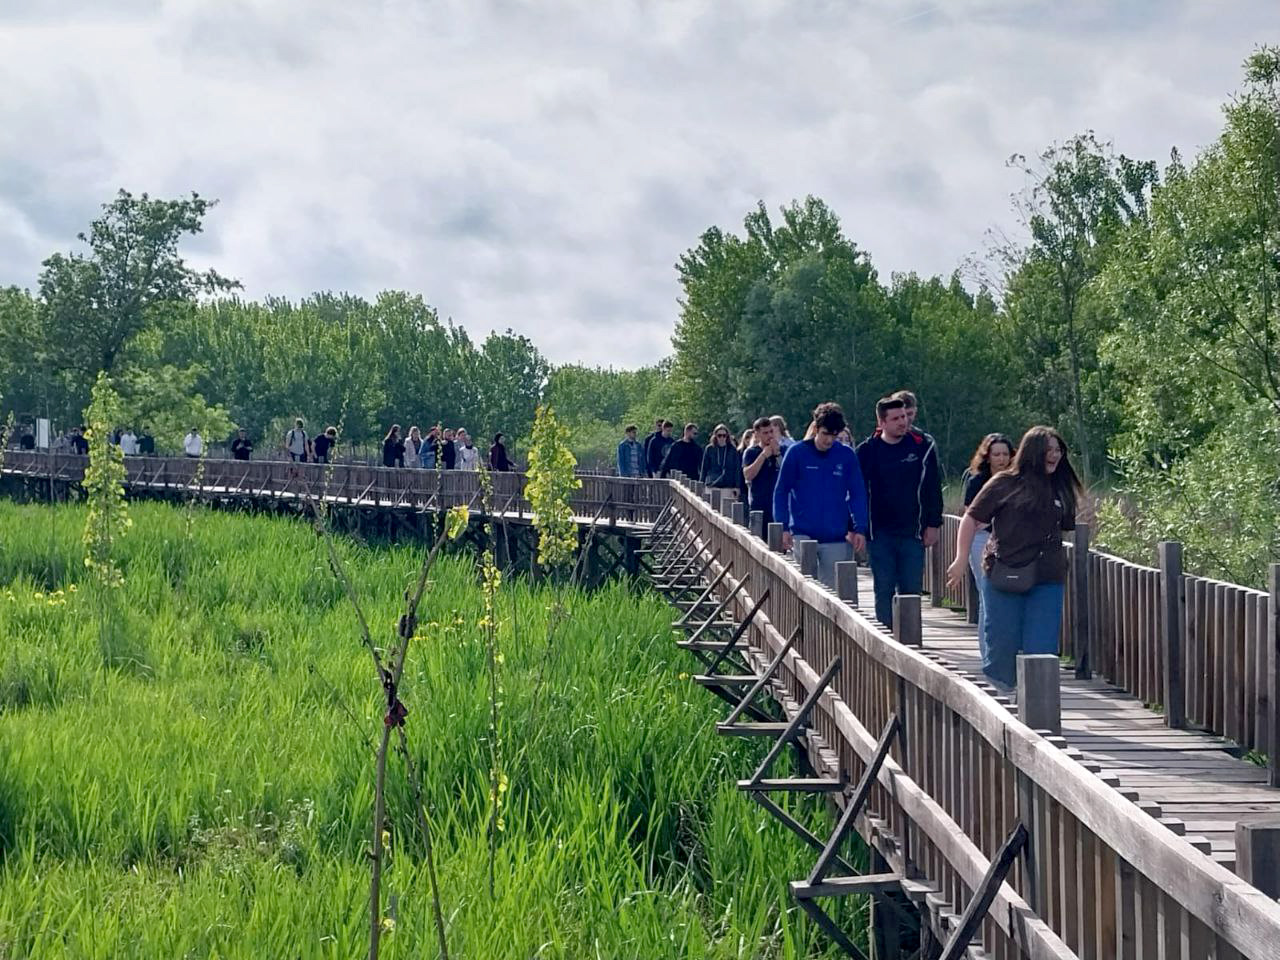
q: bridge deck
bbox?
[853,564,1280,876]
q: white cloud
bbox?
[0,0,1277,365]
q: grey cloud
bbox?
[1,0,1279,367]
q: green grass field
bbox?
[0,500,859,958]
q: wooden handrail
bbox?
[675,487,1280,958]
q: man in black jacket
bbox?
[855,395,943,629]
[645,420,674,477]
[660,423,702,479]
[640,418,664,477]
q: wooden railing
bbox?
[676,485,1280,959]
[925,513,1280,784]
[0,452,670,525]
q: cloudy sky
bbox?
[1,1,1277,366]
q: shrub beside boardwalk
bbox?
[0,501,855,958]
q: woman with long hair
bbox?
[738,427,755,452]
[958,433,1015,664]
[946,426,1082,691]
[382,424,405,468]
[404,425,423,467]
[700,422,743,495]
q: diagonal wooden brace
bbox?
[936,822,1028,960]
[721,620,797,723]
[808,713,902,885]
[704,589,772,676]
[746,657,841,785]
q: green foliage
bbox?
[1095,51,1280,584]
[36,190,239,380]
[525,406,580,571]
[115,360,236,451]
[0,500,856,957]
[544,363,669,467]
[81,374,130,589]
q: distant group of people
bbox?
[621,389,1081,693]
[379,424,511,471]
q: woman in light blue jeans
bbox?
[961,434,1014,666]
[946,427,1081,691]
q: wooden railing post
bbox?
[795,538,818,579]
[749,510,764,539]
[893,595,921,647]
[836,561,859,607]
[1270,563,1280,788]
[1017,654,1061,735]
[1236,819,1280,897]
[730,500,747,526]
[1158,541,1185,729]
[766,522,784,553]
[1071,523,1092,680]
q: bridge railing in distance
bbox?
[0,452,672,526]
[675,485,1280,959]
[926,510,1280,786]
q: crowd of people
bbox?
[619,389,1081,694]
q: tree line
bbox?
[2,48,1278,585]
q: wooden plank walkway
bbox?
[846,563,1280,877]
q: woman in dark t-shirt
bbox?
[946,426,1082,690]
[382,424,405,468]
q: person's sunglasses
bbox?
[715,432,728,438]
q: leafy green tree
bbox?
[115,363,236,453]
[38,190,238,380]
[1097,48,1280,583]
[1000,134,1158,479]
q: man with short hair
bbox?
[646,420,675,477]
[440,428,457,469]
[119,427,139,456]
[184,428,203,458]
[640,418,664,477]
[313,427,338,464]
[660,422,702,479]
[856,395,943,630]
[70,426,89,456]
[770,414,795,452]
[284,418,308,463]
[138,428,155,455]
[231,428,253,461]
[616,425,644,477]
[772,402,868,589]
[892,389,920,429]
[743,416,782,530]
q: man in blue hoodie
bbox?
[855,395,944,630]
[773,402,869,589]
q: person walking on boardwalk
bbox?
[119,427,139,456]
[440,428,457,470]
[404,426,423,467]
[183,427,203,459]
[420,426,440,468]
[946,426,1081,691]
[456,430,480,470]
[743,416,781,531]
[313,426,337,464]
[855,395,943,630]
[700,423,742,496]
[660,422,702,479]
[646,420,674,477]
[489,433,511,471]
[959,432,1015,664]
[770,415,794,452]
[231,428,253,461]
[616,425,645,477]
[382,424,405,468]
[284,418,308,463]
[772,402,868,589]
[640,418,663,477]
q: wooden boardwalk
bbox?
[901,577,1280,876]
[660,482,1280,959]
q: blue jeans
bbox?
[978,579,1064,687]
[968,530,991,667]
[867,535,924,630]
[814,540,852,590]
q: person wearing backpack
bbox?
[284,418,308,463]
